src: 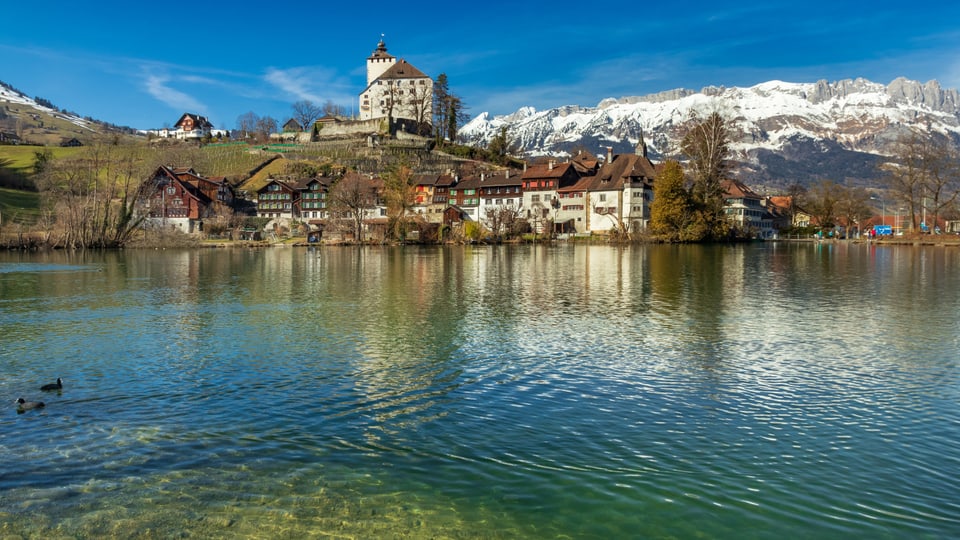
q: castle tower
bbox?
[366,37,396,86]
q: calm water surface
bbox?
[1,243,958,538]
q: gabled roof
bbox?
[453,175,481,191]
[435,174,456,187]
[578,153,657,192]
[257,178,298,193]
[570,150,600,174]
[377,59,429,81]
[722,179,762,200]
[476,170,523,187]
[558,175,596,194]
[412,174,441,187]
[174,113,213,130]
[150,165,213,206]
[522,162,576,180]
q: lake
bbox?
[1,243,958,538]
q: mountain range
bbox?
[460,77,960,189]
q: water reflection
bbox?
[1,244,959,538]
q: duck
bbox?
[16,397,45,411]
[40,377,63,391]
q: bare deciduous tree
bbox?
[680,111,732,240]
[291,100,322,132]
[329,173,377,242]
[382,162,416,241]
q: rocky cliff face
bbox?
[460,78,960,188]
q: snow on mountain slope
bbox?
[461,78,960,187]
[0,83,95,131]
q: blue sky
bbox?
[2,1,959,131]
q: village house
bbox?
[579,145,657,235]
[172,113,214,140]
[139,165,226,233]
[412,173,456,221]
[722,178,775,238]
[170,167,236,207]
[448,174,481,222]
[145,113,222,140]
[521,160,584,233]
[767,195,812,229]
[256,179,299,221]
[476,169,524,231]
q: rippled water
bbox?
[1,243,959,538]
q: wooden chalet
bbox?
[448,174,482,221]
[257,179,298,220]
[140,165,218,233]
[297,177,332,222]
[174,113,213,139]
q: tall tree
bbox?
[785,182,808,225]
[919,134,960,231]
[236,111,259,140]
[649,160,693,241]
[834,184,873,237]
[329,173,376,242]
[681,111,731,240]
[806,179,841,230]
[433,73,450,143]
[291,100,322,132]
[883,129,928,232]
[381,161,417,241]
[254,116,278,143]
[487,126,510,164]
[408,82,434,136]
[432,73,467,144]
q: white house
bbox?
[581,147,657,235]
[358,39,433,129]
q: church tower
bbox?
[366,37,396,86]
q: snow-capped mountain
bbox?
[460,77,960,188]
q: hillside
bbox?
[460,77,960,189]
[0,80,137,145]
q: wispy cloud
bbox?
[264,67,324,103]
[264,66,357,105]
[143,74,206,113]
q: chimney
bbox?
[481,172,485,182]
[548,160,554,170]
[505,169,509,179]
[606,147,613,163]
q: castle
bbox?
[358,38,433,130]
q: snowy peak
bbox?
[460,78,960,187]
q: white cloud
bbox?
[264,68,325,103]
[144,74,205,113]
